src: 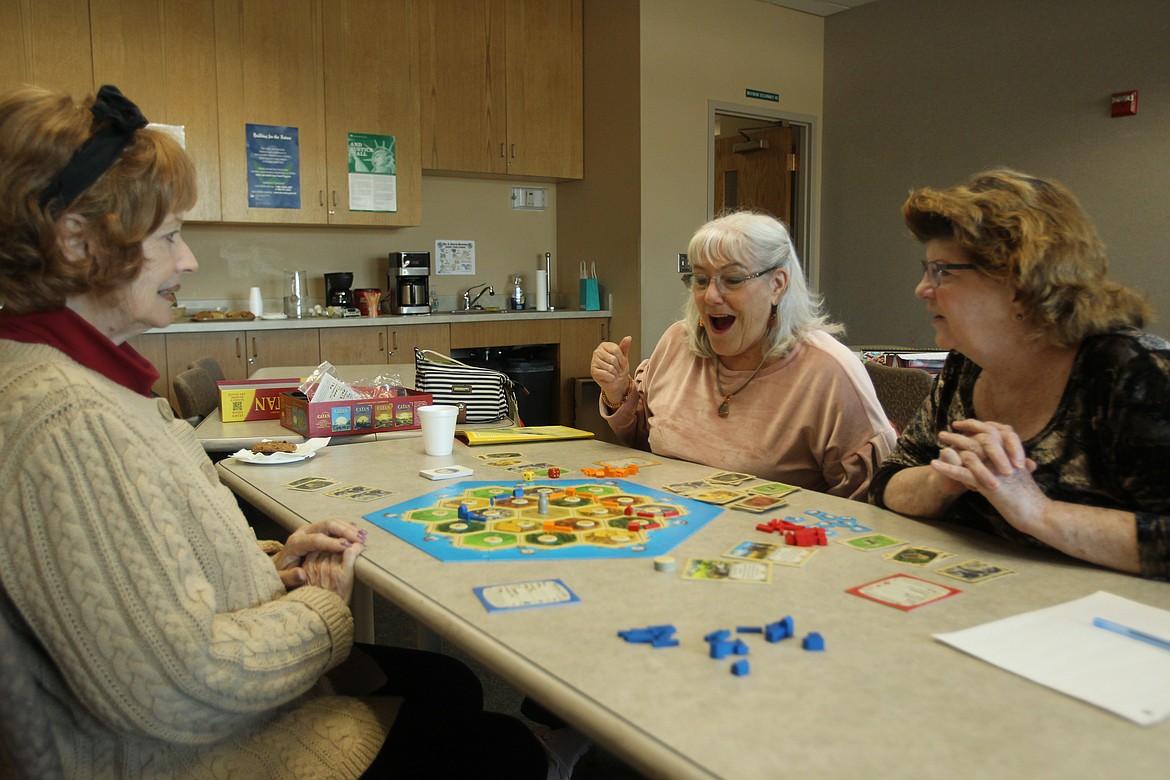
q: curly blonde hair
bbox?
[0,85,196,313]
[902,168,1149,346]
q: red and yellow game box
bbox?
[279,388,433,437]
[218,378,302,422]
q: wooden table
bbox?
[216,438,1170,779]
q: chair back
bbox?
[0,603,65,779]
[173,366,220,423]
[188,356,226,383]
[863,360,934,434]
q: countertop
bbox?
[152,308,611,335]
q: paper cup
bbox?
[418,404,459,456]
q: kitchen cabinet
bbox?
[164,329,321,386]
[128,333,170,401]
[318,322,451,366]
[418,0,582,180]
[214,0,421,226]
[89,0,222,222]
[0,0,94,98]
[556,317,608,427]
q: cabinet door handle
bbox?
[332,190,338,207]
[388,330,398,356]
[378,331,385,353]
[235,337,242,359]
[510,143,516,159]
[319,190,325,207]
[499,143,506,159]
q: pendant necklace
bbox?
[714,354,768,417]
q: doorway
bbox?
[708,101,817,284]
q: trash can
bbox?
[502,358,555,426]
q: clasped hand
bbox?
[271,518,366,603]
[932,419,1049,530]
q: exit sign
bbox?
[745,89,779,102]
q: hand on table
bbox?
[273,519,366,592]
[300,546,363,603]
[591,335,633,404]
[932,418,1048,528]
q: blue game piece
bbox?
[513,487,524,497]
[651,637,680,648]
[647,624,677,635]
[765,616,795,643]
[802,632,825,651]
[731,660,750,676]
[703,629,731,643]
[733,639,750,656]
[457,503,469,519]
[619,629,654,643]
[736,626,763,634]
[709,640,733,660]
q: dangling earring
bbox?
[1015,313,1024,321]
[698,316,706,329]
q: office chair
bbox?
[0,603,65,779]
[863,360,934,434]
[172,367,220,424]
[187,356,226,384]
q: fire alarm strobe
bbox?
[1111,90,1138,118]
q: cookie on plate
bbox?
[250,440,297,454]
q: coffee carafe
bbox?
[324,272,354,308]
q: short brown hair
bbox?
[0,86,197,313]
[902,168,1150,346]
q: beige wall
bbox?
[822,0,1170,346]
[182,176,557,312]
[638,0,824,356]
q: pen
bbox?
[1092,617,1170,653]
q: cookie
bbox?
[250,440,297,454]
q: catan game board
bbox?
[364,479,721,562]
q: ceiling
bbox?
[757,0,880,16]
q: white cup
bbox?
[417,404,459,456]
[248,286,264,316]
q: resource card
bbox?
[935,559,1016,584]
[286,476,341,492]
[727,494,788,513]
[884,545,957,567]
[324,484,398,502]
[724,540,818,567]
[681,557,772,584]
[749,482,802,498]
[839,533,906,552]
[706,471,756,486]
[847,573,962,611]
[473,578,581,612]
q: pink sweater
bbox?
[603,323,896,499]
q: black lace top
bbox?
[870,330,1170,580]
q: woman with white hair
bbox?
[591,211,894,499]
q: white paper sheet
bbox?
[935,591,1170,725]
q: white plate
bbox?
[231,437,330,464]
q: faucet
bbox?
[462,283,494,310]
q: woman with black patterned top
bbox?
[870,168,1170,580]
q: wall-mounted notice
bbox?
[348,132,397,212]
[435,240,476,275]
[246,124,300,209]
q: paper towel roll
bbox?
[535,270,548,311]
[248,286,264,316]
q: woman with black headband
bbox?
[0,86,552,778]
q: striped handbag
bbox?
[414,348,520,423]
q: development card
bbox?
[662,480,709,495]
[690,488,744,505]
[707,471,756,486]
[473,579,581,612]
[481,458,524,468]
[286,476,340,492]
[749,482,802,498]
[839,533,906,552]
[681,557,772,584]
[847,573,962,611]
[420,465,474,481]
[884,545,957,567]
[764,546,819,567]
[724,540,779,561]
[935,560,1016,584]
[596,456,659,469]
[476,451,524,460]
[325,484,398,502]
[728,494,788,514]
[725,540,817,567]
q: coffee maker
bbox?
[324,272,354,308]
[388,251,430,315]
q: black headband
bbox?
[38,85,149,211]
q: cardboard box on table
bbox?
[279,388,433,437]
[218,378,302,422]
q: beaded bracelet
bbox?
[601,376,634,411]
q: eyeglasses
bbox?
[681,266,777,293]
[920,260,975,288]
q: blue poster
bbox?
[246,124,300,209]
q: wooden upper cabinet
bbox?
[214,0,329,224]
[419,0,582,180]
[90,0,223,222]
[0,0,94,97]
[322,0,422,226]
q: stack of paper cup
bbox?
[248,286,264,317]
[535,270,549,311]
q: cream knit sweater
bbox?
[0,341,397,778]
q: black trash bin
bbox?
[502,358,555,426]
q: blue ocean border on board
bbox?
[364,479,722,562]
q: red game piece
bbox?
[548,467,561,479]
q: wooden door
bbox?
[214,0,328,223]
[0,0,93,97]
[90,0,222,222]
[319,326,388,365]
[246,330,322,374]
[557,317,607,425]
[418,0,506,174]
[504,0,582,179]
[322,0,422,226]
[713,124,796,237]
[388,322,450,365]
